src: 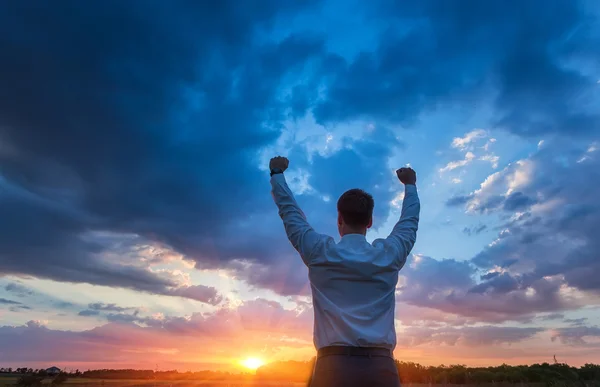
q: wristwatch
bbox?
[270,168,284,177]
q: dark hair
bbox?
[337,188,374,228]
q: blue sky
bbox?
[0,0,599,371]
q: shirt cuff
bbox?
[270,172,286,184]
[404,184,417,194]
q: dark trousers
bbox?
[309,346,401,387]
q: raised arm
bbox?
[269,156,325,266]
[386,167,420,268]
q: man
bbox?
[269,156,420,387]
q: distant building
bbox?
[46,367,61,375]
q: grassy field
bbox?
[1,376,585,387]
[0,376,304,387]
[0,380,564,387]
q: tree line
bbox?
[2,361,599,385]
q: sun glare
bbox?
[240,357,265,370]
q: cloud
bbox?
[0,297,31,312]
[0,0,329,297]
[468,141,600,296]
[397,249,593,323]
[550,326,600,346]
[537,313,565,321]
[0,298,22,305]
[166,285,223,305]
[420,139,599,323]
[0,1,407,298]
[446,160,538,214]
[4,282,35,297]
[0,0,599,323]
[0,297,319,369]
[502,192,538,211]
[0,303,573,369]
[78,310,100,317]
[564,317,588,326]
[463,224,487,236]
[479,154,500,169]
[88,303,135,312]
[452,130,487,150]
[397,326,543,347]
[439,152,476,173]
[312,1,600,136]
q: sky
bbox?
[1,0,600,373]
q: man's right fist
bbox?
[269,156,289,172]
[396,167,416,185]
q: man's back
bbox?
[309,234,402,349]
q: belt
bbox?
[317,345,393,358]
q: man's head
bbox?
[337,188,374,236]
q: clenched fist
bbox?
[269,156,289,172]
[396,167,416,185]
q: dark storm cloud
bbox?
[0,0,323,294]
[480,272,500,281]
[313,0,600,136]
[468,273,520,295]
[503,192,538,212]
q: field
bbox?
[0,377,570,387]
[0,377,305,387]
[3,375,598,387]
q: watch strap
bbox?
[270,168,284,177]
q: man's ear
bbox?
[337,212,343,227]
[367,217,373,229]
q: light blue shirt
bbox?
[271,173,420,350]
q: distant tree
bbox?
[25,360,599,385]
[580,363,600,381]
[51,373,69,386]
[16,375,44,387]
[471,370,494,383]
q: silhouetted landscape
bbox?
[2,361,599,386]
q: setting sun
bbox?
[240,357,265,370]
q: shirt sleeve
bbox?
[270,173,325,266]
[385,184,420,269]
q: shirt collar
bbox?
[341,233,367,242]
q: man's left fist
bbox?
[269,156,289,171]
